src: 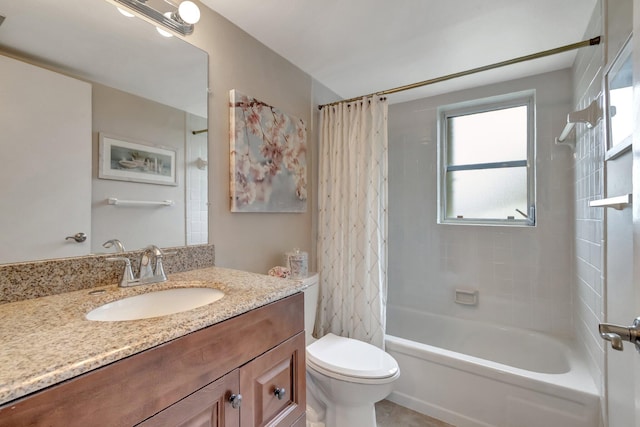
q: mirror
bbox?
[605,35,632,157]
[0,0,208,264]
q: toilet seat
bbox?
[306,333,399,384]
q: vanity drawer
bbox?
[240,332,306,427]
[138,369,241,427]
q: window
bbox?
[437,91,535,226]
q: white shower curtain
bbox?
[316,96,388,349]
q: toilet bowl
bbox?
[301,274,400,427]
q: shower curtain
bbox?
[316,96,388,349]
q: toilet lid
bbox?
[306,333,399,379]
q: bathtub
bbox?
[385,306,600,427]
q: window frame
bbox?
[436,90,536,226]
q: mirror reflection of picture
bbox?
[99,134,178,186]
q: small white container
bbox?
[284,248,308,279]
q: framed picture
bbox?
[98,133,177,186]
[229,90,307,212]
[604,35,633,160]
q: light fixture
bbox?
[113,0,200,36]
[117,7,135,18]
[176,1,200,25]
[156,12,174,37]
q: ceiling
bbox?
[201,0,598,104]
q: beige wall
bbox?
[185,3,315,274]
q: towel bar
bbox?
[588,194,631,210]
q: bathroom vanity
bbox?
[0,267,307,426]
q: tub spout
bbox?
[599,318,640,352]
[600,332,624,351]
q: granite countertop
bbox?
[0,266,309,406]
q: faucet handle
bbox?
[155,256,168,282]
[139,252,155,280]
[106,257,135,287]
[152,248,173,282]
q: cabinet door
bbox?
[138,369,241,427]
[240,332,306,427]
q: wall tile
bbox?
[571,1,605,398]
[388,68,574,336]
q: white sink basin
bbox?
[86,287,225,321]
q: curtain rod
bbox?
[318,36,601,110]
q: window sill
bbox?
[438,219,535,227]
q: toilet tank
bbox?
[300,273,319,344]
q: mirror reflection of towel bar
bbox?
[107,197,174,207]
[588,194,631,210]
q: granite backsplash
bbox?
[0,244,215,304]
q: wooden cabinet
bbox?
[139,370,241,427]
[140,333,306,427]
[240,333,305,427]
[0,293,305,427]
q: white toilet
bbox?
[301,274,400,427]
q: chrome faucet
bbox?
[138,245,168,284]
[107,244,168,287]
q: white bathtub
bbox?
[385,306,600,427]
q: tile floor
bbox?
[375,400,455,427]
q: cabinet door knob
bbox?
[229,393,242,409]
[274,387,286,400]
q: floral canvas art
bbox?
[229,90,307,212]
